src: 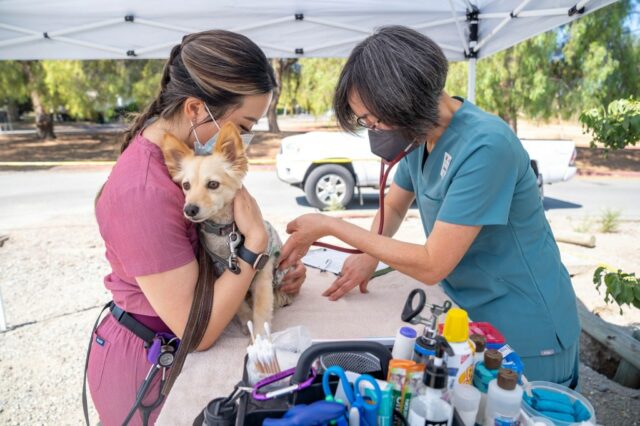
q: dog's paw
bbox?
[274,290,294,308]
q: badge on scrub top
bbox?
[441,152,452,177]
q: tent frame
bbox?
[0,0,596,102]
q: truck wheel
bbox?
[304,165,355,209]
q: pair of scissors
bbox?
[322,366,382,426]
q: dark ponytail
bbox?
[119,44,182,152]
[119,30,276,153]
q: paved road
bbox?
[0,168,638,232]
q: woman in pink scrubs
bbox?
[87,30,306,425]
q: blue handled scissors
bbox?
[322,365,382,426]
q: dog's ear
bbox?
[214,122,248,175]
[160,132,192,178]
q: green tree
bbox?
[445,0,637,132]
[474,31,558,133]
[0,61,29,122]
[580,98,640,150]
[42,60,131,120]
[295,58,346,116]
[267,58,298,132]
[444,61,467,98]
[555,0,639,117]
[277,58,346,121]
[131,60,165,109]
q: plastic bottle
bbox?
[392,326,418,360]
[408,336,454,426]
[470,333,486,365]
[413,335,436,364]
[442,308,475,389]
[473,349,503,393]
[472,349,503,424]
[484,368,523,426]
[452,383,481,426]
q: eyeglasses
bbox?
[356,115,381,131]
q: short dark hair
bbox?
[334,26,448,140]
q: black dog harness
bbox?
[200,220,243,276]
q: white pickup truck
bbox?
[276,130,577,209]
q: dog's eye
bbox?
[207,180,220,190]
[182,182,191,191]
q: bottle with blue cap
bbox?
[392,326,418,360]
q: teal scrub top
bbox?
[393,98,580,358]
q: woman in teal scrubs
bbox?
[279,26,580,387]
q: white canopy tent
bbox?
[0,0,618,102]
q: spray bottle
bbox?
[442,308,475,389]
[408,336,454,426]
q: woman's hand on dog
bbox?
[280,261,306,295]
[234,187,268,253]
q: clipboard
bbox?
[301,248,393,278]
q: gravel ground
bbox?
[1,211,639,424]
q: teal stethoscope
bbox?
[322,365,382,426]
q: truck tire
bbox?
[304,164,355,209]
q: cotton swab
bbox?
[246,322,281,377]
[247,320,256,344]
[264,322,272,343]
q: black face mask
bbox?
[368,128,417,163]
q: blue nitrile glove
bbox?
[574,399,592,422]
[523,388,592,423]
[263,400,348,426]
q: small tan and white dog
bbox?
[160,122,293,335]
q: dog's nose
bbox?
[184,204,200,218]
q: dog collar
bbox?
[201,220,236,236]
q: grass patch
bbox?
[599,209,621,233]
[573,217,594,233]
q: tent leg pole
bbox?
[467,58,476,103]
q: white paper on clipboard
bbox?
[301,248,391,276]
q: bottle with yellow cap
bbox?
[442,308,475,389]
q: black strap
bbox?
[83,302,159,425]
[109,303,155,346]
[236,243,258,268]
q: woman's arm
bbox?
[283,215,481,286]
[136,233,266,351]
[321,183,415,299]
[136,187,268,351]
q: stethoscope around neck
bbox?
[311,143,416,254]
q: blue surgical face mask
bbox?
[191,103,254,155]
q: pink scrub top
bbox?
[95,133,198,318]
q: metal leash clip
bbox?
[227,224,242,272]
